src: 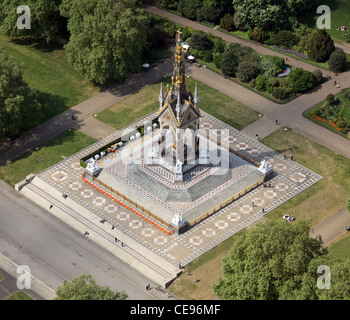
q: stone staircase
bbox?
[20,176,180,288]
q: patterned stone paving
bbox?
[35,111,322,267]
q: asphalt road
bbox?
[0,179,170,300]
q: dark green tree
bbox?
[60,0,148,84]
[177,0,202,20]
[308,29,335,62]
[55,274,128,300]
[189,31,213,52]
[220,14,235,32]
[274,30,298,49]
[236,60,259,82]
[249,27,269,43]
[0,0,63,43]
[312,69,323,84]
[221,50,238,77]
[328,48,347,73]
[289,68,315,92]
[0,48,41,139]
[212,219,325,300]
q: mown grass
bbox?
[298,0,350,45]
[0,35,99,124]
[0,130,96,186]
[97,76,260,131]
[5,291,33,300]
[327,232,350,259]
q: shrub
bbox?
[274,30,298,49]
[197,6,222,24]
[249,78,256,88]
[189,31,213,52]
[237,61,259,82]
[233,12,246,31]
[255,75,267,92]
[288,68,315,92]
[221,51,238,77]
[308,29,335,62]
[220,13,235,32]
[312,69,323,84]
[203,50,213,62]
[272,87,293,100]
[249,27,269,43]
[177,0,202,20]
[328,48,347,73]
[213,53,223,69]
[259,56,284,77]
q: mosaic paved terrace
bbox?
[37,111,322,266]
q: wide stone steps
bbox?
[21,177,179,287]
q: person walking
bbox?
[84,231,89,236]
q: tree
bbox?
[299,255,350,300]
[220,14,235,32]
[328,48,347,73]
[221,50,238,77]
[212,219,325,300]
[60,0,148,84]
[189,31,213,52]
[274,30,298,49]
[0,48,41,139]
[289,68,315,92]
[308,29,335,62]
[232,0,293,31]
[177,0,202,20]
[312,69,323,84]
[249,27,269,43]
[55,274,128,300]
[0,0,63,43]
[236,60,259,82]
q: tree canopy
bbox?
[307,29,335,63]
[328,48,347,73]
[55,274,128,300]
[60,0,148,84]
[0,0,63,43]
[212,219,325,300]
[0,48,41,140]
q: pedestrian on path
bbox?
[275,120,278,125]
[49,204,53,209]
[84,231,89,236]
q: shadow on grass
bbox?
[10,36,64,53]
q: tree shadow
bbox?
[10,36,64,53]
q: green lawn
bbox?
[97,76,260,131]
[299,0,350,45]
[0,129,96,186]
[0,36,99,124]
[328,232,350,259]
[5,291,33,300]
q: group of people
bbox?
[336,26,347,31]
